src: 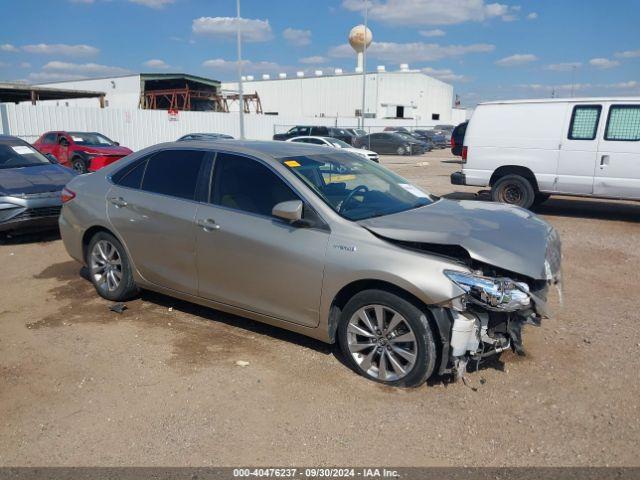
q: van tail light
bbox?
[461,146,468,163]
[61,187,76,204]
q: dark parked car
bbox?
[33,131,132,174]
[450,121,468,157]
[345,128,367,137]
[395,132,433,152]
[178,133,234,141]
[273,126,355,144]
[414,129,448,148]
[353,132,424,155]
[0,135,76,234]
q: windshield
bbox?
[326,138,352,148]
[69,132,115,146]
[279,152,434,221]
[395,132,419,142]
[0,143,52,169]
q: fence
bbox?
[0,103,462,151]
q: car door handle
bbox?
[196,218,220,231]
[108,196,128,208]
[600,155,610,168]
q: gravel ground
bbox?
[1,149,639,467]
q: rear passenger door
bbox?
[594,104,640,199]
[556,104,602,194]
[107,149,209,294]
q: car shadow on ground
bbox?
[0,228,61,245]
[443,191,640,223]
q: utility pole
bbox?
[236,0,245,139]
[360,0,368,130]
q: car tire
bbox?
[338,289,437,388]
[86,231,139,302]
[491,174,536,209]
[71,157,88,174]
[396,146,406,155]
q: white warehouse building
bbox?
[223,66,461,124]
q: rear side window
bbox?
[568,105,601,140]
[117,160,147,189]
[141,149,205,200]
[605,105,640,141]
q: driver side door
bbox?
[54,134,71,166]
[195,152,330,327]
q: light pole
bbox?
[360,1,368,130]
[236,0,245,139]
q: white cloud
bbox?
[143,59,171,69]
[202,58,283,73]
[22,43,99,56]
[283,28,311,46]
[605,81,639,89]
[192,17,273,42]
[1,43,19,52]
[589,57,620,69]
[495,53,538,66]
[129,0,174,8]
[527,12,538,20]
[299,56,327,64]
[41,61,130,76]
[421,67,468,82]
[419,29,446,37]
[19,62,31,68]
[342,0,521,25]
[615,49,640,59]
[328,41,494,62]
[544,62,581,72]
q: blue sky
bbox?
[1,0,639,106]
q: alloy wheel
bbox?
[346,305,418,381]
[72,160,87,174]
[90,240,123,292]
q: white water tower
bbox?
[348,24,373,71]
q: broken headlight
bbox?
[444,270,531,312]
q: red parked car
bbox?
[33,131,132,174]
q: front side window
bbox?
[141,150,205,200]
[212,153,299,217]
[42,133,57,144]
[605,105,640,141]
[280,152,434,221]
[568,105,601,140]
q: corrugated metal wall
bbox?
[0,103,433,151]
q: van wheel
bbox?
[87,232,139,301]
[338,290,436,387]
[491,174,535,209]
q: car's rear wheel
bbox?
[338,290,436,387]
[491,174,535,209]
[71,157,88,174]
[87,232,139,301]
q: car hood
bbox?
[0,163,77,196]
[344,147,376,155]
[358,198,561,281]
[83,146,132,156]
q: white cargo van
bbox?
[451,98,640,208]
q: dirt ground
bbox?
[1,150,639,467]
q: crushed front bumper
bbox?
[0,193,62,233]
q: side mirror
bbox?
[59,138,69,147]
[114,141,120,146]
[272,200,303,224]
[45,153,59,164]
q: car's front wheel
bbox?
[338,290,436,387]
[71,157,88,174]
[87,231,139,301]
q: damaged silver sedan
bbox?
[59,140,561,387]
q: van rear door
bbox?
[594,103,640,199]
[556,104,602,194]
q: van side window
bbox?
[568,105,601,140]
[605,105,640,141]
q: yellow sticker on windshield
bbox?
[284,160,301,167]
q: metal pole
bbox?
[360,0,368,130]
[236,0,245,139]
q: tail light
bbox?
[461,146,468,163]
[61,187,76,204]
[451,136,455,148]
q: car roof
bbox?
[0,135,29,145]
[151,139,335,159]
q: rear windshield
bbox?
[0,143,52,169]
[69,132,115,146]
